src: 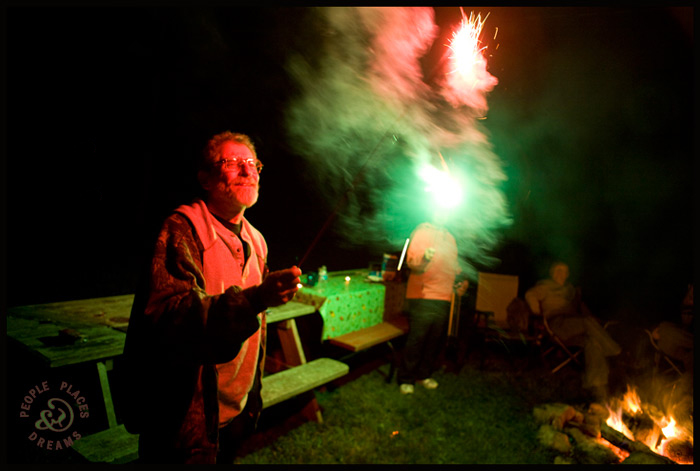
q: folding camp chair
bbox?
[474,272,519,332]
[540,314,584,374]
[644,328,684,381]
[526,285,596,375]
[472,273,544,368]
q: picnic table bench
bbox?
[71,357,349,463]
[327,315,409,383]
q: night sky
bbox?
[4,6,694,327]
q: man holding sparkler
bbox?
[121,131,301,463]
[398,212,468,394]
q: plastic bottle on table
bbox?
[318,265,328,283]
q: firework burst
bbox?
[441,8,498,111]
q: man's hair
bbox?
[201,131,257,170]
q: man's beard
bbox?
[217,180,259,209]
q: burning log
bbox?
[621,410,657,446]
[534,401,690,464]
[663,438,694,465]
[599,422,676,465]
[621,451,679,465]
[565,427,620,464]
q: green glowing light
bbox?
[419,163,464,209]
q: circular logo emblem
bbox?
[35,398,75,432]
[19,380,90,452]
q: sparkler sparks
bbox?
[448,10,489,82]
[441,8,498,110]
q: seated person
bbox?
[649,283,694,420]
[652,283,693,374]
[525,261,621,403]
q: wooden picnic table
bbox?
[6,295,335,463]
[5,271,410,463]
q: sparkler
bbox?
[397,238,410,271]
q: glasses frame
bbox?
[213,157,264,174]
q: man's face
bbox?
[551,264,569,285]
[202,140,260,211]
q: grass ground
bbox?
[234,337,605,465]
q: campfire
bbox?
[534,384,693,464]
[605,385,693,463]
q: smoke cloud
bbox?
[283,7,511,278]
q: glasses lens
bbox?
[216,158,263,173]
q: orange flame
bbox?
[606,404,635,441]
[604,384,693,463]
[622,384,642,414]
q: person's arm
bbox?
[405,226,433,273]
[525,284,545,315]
[142,215,298,365]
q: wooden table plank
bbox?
[70,424,139,464]
[261,358,349,408]
[7,294,135,330]
[328,321,408,352]
[6,295,133,367]
[265,301,316,323]
[7,316,127,368]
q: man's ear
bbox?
[198,170,212,190]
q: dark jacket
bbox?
[119,200,269,463]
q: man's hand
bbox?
[455,280,469,296]
[258,266,302,307]
[424,247,435,261]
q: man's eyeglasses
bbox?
[213,157,264,174]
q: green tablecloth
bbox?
[295,270,386,340]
